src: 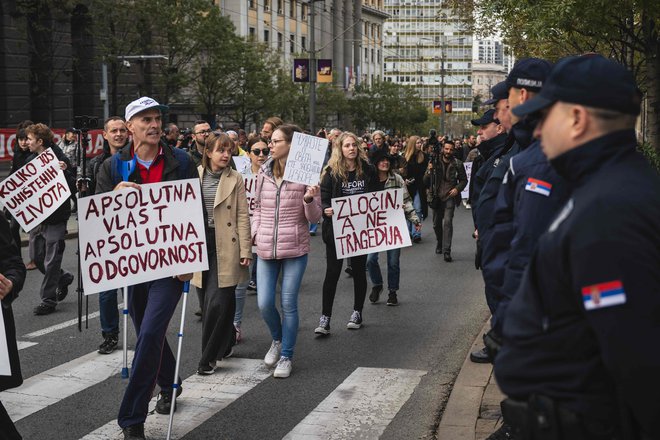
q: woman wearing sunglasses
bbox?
[232,137,270,344]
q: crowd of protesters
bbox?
[3,52,658,440]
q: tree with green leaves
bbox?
[451,0,659,151]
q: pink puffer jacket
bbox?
[252,160,322,260]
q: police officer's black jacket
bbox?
[495,129,660,435]
[489,137,571,335]
[470,132,507,224]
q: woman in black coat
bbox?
[0,211,27,440]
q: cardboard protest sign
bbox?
[0,148,72,232]
[0,310,10,376]
[461,161,472,199]
[331,188,412,259]
[77,178,209,295]
[232,156,250,174]
[283,132,328,186]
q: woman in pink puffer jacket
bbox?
[252,123,322,379]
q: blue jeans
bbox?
[234,280,248,326]
[366,248,401,291]
[408,192,423,239]
[256,255,308,359]
[99,289,120,336]
[309,222,318,234]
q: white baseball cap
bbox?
[124,96,168,121]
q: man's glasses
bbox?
[195,129,212,135]
[251,148,270,156]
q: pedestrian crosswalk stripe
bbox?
[81,358,271,440]
[16,340,38,350]
[283,367,426,439]
[22,302,125,339]
[0,349,131,422]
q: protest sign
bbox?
[461,161,472,199]
[331,188,412,259]
[77,178,209,295]
[240,170,258,217]
[283,132,328,186]
[232,156,250,174]
[0,310,10,376]
[0,148,72,232]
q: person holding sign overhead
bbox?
[0,211,27,440]
[95,97,197,440]
[316,132,376,334]
[192,133,251,375]
[252,124,321,379]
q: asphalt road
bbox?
[8,207,488,440]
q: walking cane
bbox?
[121,286,129,379]
[166,280,190,440]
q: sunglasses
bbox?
[251,148,270,156]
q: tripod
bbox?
[74,127,91,332]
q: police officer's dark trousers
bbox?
[118,278,182,428]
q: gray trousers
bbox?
[33,222,72,306]
[432,198,456,253]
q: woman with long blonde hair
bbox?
[315,132,376,335]
[402,135,428,242]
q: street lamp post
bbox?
[101,55,168,120]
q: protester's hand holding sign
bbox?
[304,185,320,203]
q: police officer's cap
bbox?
[484,82,508,105]
[512,55,642,118]
[506,58,553,92]
[470,109,499,126]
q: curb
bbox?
[436,320,504,440]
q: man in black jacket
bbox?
[85,116,129,355]
[0,211,27,440]
[495,55,660,439]
[24,123,75,315]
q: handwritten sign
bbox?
[331,188,412,259]
[462,161,472,199]
[283,132,328,186]
[77,179,209,295]
[0,310,10,376]
[232,156,250,174]
[0,148,72,232]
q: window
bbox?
[249,0,256,8]
[301,3,308,20]
[290,0,295,17]
[371,48,374,62]
[278,32,283,51]
[264,0,270,11]
[290,34,295,53]
[301,36,306,50]
[249,27,256,39]
[264,29,270,43]
[277,0,283,14]
[365,48,368,60]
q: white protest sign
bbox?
[240,169,258,253]
[462,161,472,199]
[331,188,412,259]
[283,132,328,186]
[77,178,209,295]
[232,156,251,174]
[0,148,71,232]
[0,310,10,376]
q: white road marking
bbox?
[0,349,132,421]
[283,367,426,440]
[81,357,271,439]
[16,340,38,350]
[22,302,125,339]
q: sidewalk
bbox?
[19,215,79,247]
[437,321,504,440]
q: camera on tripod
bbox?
[73,115,100,130]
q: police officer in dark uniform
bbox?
[485,59,571,349]
[471,58,553,364]
[495,55,660,439]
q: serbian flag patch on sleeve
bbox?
[525,177,552,196]
[581,280,627,310]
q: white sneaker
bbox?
[314,315,331,335]
[273,357,292,378]
[264,340,282,368]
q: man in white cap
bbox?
[96,97,197,440]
